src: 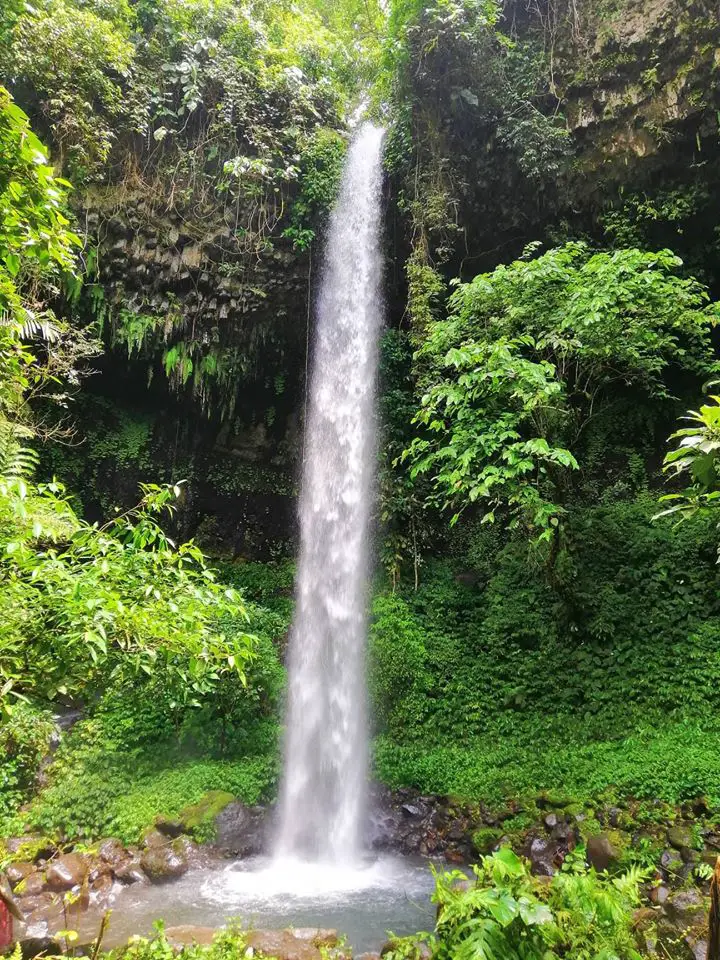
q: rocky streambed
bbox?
[4,787,718,959]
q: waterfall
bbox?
[274,122,385,866]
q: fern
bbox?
[0,419,38,477]
[430,850,645,960]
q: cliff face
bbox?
[557,0,719,181]
[56,0,720,555]
[394,0,720,285]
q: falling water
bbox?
[275,122,386,865]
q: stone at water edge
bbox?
[98,838,126,866]
[140,840,189,881]
[157,791,235,838]
[5,863,33,889]
[18,873,47,897]
[164,926,217,947]
[46,854,89,892]
[244,929,331,960]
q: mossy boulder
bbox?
[585,830,630,873]
[156,790,235,841]
[472,827,504,855]
[667,823,696,851]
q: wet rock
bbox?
[245,929,322,960]
[19,936,56,960]
[668,824,695,851]
[665,888,705,926]
[19,873,47,896]
[46,854,88,892]
[471,827,502,855]
[142,829,167,849]
[690,940,708,960]
[586,832,623,873]
[544,813,559,830]
[113,859,148,884]
[140,840,188,881]
[98,839,125,866]
[401,804,422,818]
[661,847,684,878]
[165,926,216,947]
[6,862,33,888]
[527,837,556,877]
[214,802,266,858]
[649,884,670,906]
[88,861,112,884]
[291,929,339,948]
[157,790,235,839]
[90,873,115,903]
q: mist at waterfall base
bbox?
[103,124,439,954]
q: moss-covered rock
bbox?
[156,790,236,842]
[471,827,504,855]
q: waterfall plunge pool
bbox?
[100,855,438,954]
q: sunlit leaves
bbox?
[0,479,256,710]
[404,242,717,540]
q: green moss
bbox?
[174,790,235,842]
[472,827,504,854]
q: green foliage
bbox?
[284,128,347,250]
[370,494,720,806]
[7,0,134,176]
[404,243,717,539]
[0,702,55,820]
[120,924,252,960]
[388,849,644,960]
[0,479,255,710]
[5,588,284,840]
[369,595,431,734]
[657,393,720,525]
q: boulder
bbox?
[527,837,557,877]
[113,859,148,884]
[98,839,126,866]
[214,802,266,857]
[19,936,57,960]
[291,929,339,948]
[142,829,167,849]
[165,926,216,947]
[245,929,322,960]
[471,828,503,855]
[46,854,88,892]
[665,888,705,926]
[660,847,684,878]
[19,872,47,897]
[156,791,235,839]
[586,832,625,873]
[649,884,670,906]
[668,824,695,851]
[140,839,189,881]
[90,873,114,903]
[6,863,33,888]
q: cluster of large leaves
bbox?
[405,243,718,537]
[657,393,720,522]
[386,848,644,960]
[0,479,255,715]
